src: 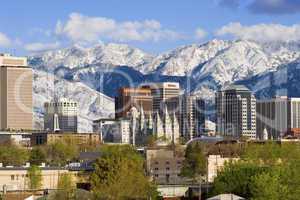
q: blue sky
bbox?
[1,0,300,55]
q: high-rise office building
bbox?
[0,54,33,130]
[256,96,300,139]
[148,82,180,114]
[179,95,205,140]
[44,98,78,132]
[216,85,256,139]
[115,87,153,119]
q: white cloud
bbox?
[0,32,11,47]
[215,22,300,42]
[55,12,181,43]
[24,42,60,52]
[195,28,207,40]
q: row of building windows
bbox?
[154,161,181,165]
[11,174,28,180]
[45,102,77,107]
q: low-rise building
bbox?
[0,166,68,191]
[207,155,239,182]
[0,162,93,192]
[30,132,100,146]
[0,131,31,147]
[146,148,186,184]
[93,118,131,144]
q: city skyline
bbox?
[1,2,300,200]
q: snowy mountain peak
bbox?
[29,42,154,71]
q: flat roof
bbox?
[0,54,28,67]
[223,84,250,91]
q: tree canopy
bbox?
[0,144,29,166]
[29,147,47,165]
[90,145,158,200]
[180,142,207,180]
[211,142,300,200]
[43,141,79,166]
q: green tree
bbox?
[0,144,29,166]
[90,145,158,200]
[48,173,76,200]
[250,170,289,200]
[27,165,42,190]
[58,173,75,191]
[29,147,46,165]
[44,141,79,166]
[180,142,207,180]
[211,162,269,198]
[211,142,300,199]
[46,189,93,200]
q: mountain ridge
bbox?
[29,39,300,131]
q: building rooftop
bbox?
[0,54,28,67]
[146,82,180,89]
[207,194,245,200]
[223,84,250,91]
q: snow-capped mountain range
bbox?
[29,39,300,131]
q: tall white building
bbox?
[289,98,300,129]
[113,119,131,144]
[257,96,300,139]
[216,85,256,139]
[44,98,78,132]
[148,82,180,113]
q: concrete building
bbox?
[216,85,256,139]
[115,87,153,119]
[44,98,78,133]
[111,119,131,144]
[30,132,100,146]
[256,96,300,139]
[0,54,33,130]
[146,148,185,184]
[93,118,131,144]
[202,120,216,136]
[92,118,116,138]
[0,166,68,191]
[207,155,239,182]
[0,165,90,192]
[180,95,205,140]
[0,132,31,147]
[148,82,180,114]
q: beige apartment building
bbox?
[0,166,90,191]
[0,54,33,130]
[0,167,68,191]
[207,155,239,182]
[146,147,186,184]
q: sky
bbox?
[1,0,300,55]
